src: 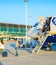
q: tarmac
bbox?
[0,49,56,65]
[0,41,56,65]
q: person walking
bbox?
[15,38,19,56]
[0,40,5,49]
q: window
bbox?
[8,27,13,32]
[0,26,6,32]
[14,27,19,32]
[20,28,26,33]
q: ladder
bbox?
[27,27,38,38]
[32,31,49,54]
[27,24,49,54]
[5,42,16,54]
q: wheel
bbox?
[46,47,50,51]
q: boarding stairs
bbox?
[5,41,16,54]
[32,31,49,54]
[27,24,49,54]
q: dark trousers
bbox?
[15,47,18,56]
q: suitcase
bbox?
[2,51,8,57]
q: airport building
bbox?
[0,22,32,42]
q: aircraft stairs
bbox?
[32,31,49,54]
[27,25,49,54]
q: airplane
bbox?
[27,16,56,54]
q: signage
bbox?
[52,17,56,25]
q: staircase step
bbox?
[32,32,49,54]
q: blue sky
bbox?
[0,0,56,25]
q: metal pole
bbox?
[24,0,28,41]
[29,16,32,29]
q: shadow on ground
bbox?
[19,48,32,53]
[0,61,3,65]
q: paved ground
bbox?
[0,41,56,65]
[0,50,56,65]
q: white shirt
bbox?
[15,41,18,48]
[0,42,5,49]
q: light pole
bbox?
[24,0,28,41]
[29,16,32,29]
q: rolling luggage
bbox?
[2,51,8,57]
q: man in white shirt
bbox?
[15,38,19,56]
